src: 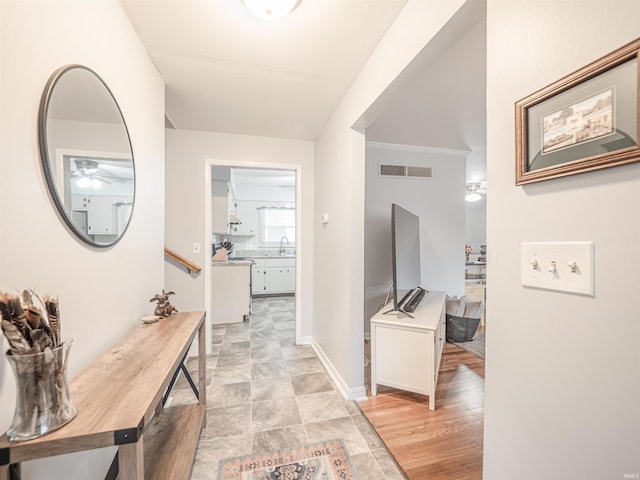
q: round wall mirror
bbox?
[38,65,135,247]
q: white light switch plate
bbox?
[521,242,594,296]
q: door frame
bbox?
[204,159,303,353]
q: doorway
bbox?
[204,161,302,354]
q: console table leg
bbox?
[118,435,144,480]
[0,464,9,480]
[198,319,207,427]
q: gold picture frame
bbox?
[515,38,640,185]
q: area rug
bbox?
[217,438,361,480]
[450,332,485,359]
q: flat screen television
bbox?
[391,203,422,313]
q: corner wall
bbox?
[484,1,640,478]
[0,1,164,478]
[364,143,466,333]
[312,0,470,398]
[164,129,314,340]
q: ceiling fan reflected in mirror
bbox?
[465,182,487,202]
[71,157,133,189]
[72,158,107,189]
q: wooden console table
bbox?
[370,291,445,410]
[0,311,206,480]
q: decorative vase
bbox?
[6,339,77,441]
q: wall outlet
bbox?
[193,242,201,254]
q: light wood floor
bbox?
[359,341,485,480]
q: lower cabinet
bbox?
[212,264,251,324]
[251,258,295,295]
[252,265,264,295]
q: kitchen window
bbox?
[259,207,295,245]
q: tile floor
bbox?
[170,296,405,480]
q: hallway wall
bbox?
[484,1,640,477]
[0,1,165,477]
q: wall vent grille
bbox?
[407,166,432,178]
[379,164,406,177]
[379,164,432,179]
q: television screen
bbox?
[391,204,421,312]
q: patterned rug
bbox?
[217,439,361,480]
[450,332,485,359]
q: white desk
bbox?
[370,290,446,410]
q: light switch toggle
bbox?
[521,241,594,296]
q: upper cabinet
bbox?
[212,180,231,234]
[232,201,258,235]
[213,179,252,235]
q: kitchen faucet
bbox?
[279,236,289,254]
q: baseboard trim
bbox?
[310,339,367,402]
[296,335,312,345]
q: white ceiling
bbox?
[119,0,486,181]
[365,14,487,182]
[120,0,406,139]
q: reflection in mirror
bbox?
[39,65,135,247]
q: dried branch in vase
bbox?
[1,289,77,441]
[0,289,60,355]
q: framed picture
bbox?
[516,38,640,185]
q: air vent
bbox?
[379,164,406,177]
[407,166,432,178]
[379,164,432,179]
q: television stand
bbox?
[370,290,446,410]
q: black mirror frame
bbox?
[38,64,136,248]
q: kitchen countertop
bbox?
[211,259,254,267]
[241,255,295,259]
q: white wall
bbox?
[484,1,640,478]
[364,143,466,332]
[0,1,164,478]
[164,129,314,339]
[312,0,470,400]
[465,195,486,253]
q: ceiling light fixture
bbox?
[465,192,481,202]
[465,183,483,202]
[76,177,91,189]
[242,0,300,21]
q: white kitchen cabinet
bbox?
[87,196,116,234]
[251,261,265,295]
[370,290,446,410]
[71,195,90,211]
[250,257,296,296]
[211,263,251,324]
[284,266,295,291]
[71,195,130,236]
[212,180,230,234]
[263,267,287,294]
[232,201,258,235]
[253,258,295,295]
